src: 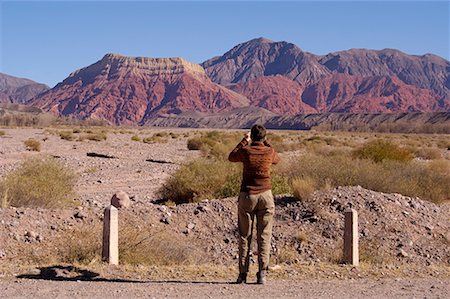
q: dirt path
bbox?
[1,278,449,298]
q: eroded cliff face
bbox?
[31,54,249,125]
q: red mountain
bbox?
[229,75,316,114]
[202,38,449,113]
[29,38,450,125]
[30,54,249,125]
[301,74,444,113]
[0,73,49,104]
[202,38,330,86]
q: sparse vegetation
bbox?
[131,135,141,142]
[24,138,41,151]
[282,152,450,204]
[0,157,77,208]
[61,219,205,266]
[78,132,107,141]
[143,135,168,144]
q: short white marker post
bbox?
[102,205,119,265]
[343,208,359,266]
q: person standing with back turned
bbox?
[228,124,280,284]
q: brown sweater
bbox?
[228,138,280,194]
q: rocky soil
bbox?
[0,128,449,298]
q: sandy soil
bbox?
[0,278,449,298]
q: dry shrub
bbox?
[413,147,442,160]
[84,132,107,141]
[119,221,205,266]
[131,135,141,142]
[353,139,413,163]
[59,130,75,141]
[24,138,41,151]
[0,130,5,136]
[276,245,300,265]
[0,157,77,208]
[157,159,241,203]
[186,131,242,159]
[295,231,308,244]
[60,220,204,266]
[292,177,316,201]
[143,135,168,144]
[61,223,102,264]
[284,153,450,204]
[187,137,204,150]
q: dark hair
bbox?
[251,124,266,141]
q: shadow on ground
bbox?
[16,265,232,284]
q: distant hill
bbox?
[0,73,49,104]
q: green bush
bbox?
[24,138,41,151]
[353,139,413,163]
[0,157,77,208]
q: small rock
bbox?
[187,223,195,230]
[25,231,38,239]
[74,211,88,220]
[111,191,131,209]
[28,268,41,275]
[160,215,170,224]
[398,249,408,258]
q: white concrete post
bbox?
[343,208,359,266]
[102,205,119,265]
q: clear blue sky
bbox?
[1,0,449,87]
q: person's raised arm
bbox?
[228,132,250,162]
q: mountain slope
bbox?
[0,73,49,104]
[202,38,449,113]
[30,54,249,125]
[202,37,330,86]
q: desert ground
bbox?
[0,126,449,298]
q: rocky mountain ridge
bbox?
[0,73,49,104]
[18,38,450,124]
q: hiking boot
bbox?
[256,271,266,285]
[236,273,247,284]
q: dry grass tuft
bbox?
[292,177,316,201]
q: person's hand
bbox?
[244,132,251,143]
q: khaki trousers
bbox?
[238,190,275,273]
